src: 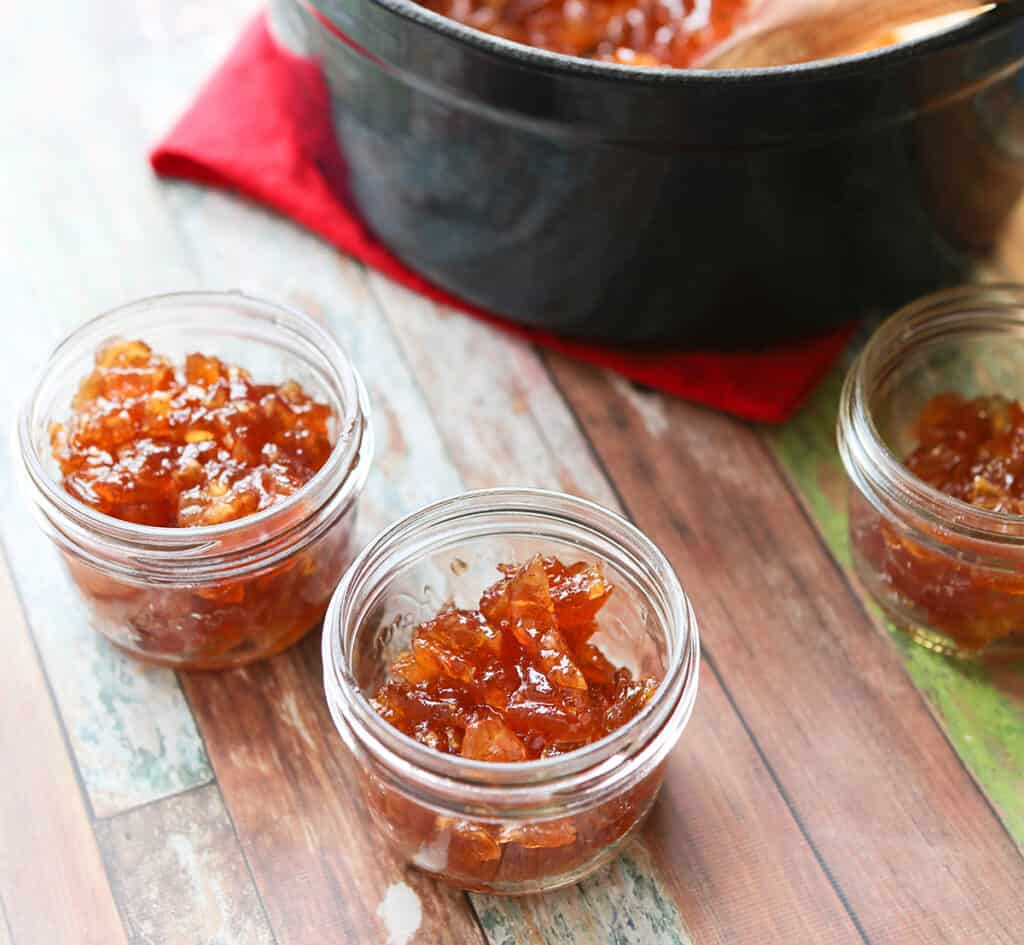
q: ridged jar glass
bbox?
[18,291,373,670]
[322,488,700,894]
[838,285,1024,659]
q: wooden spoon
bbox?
[698,0,1007,69]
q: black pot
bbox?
[276,0,1024,346]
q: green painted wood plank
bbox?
[767,364,1024,846]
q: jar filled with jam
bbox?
[18,291,373,670]
[322,489,700,894]
[838,286,1024,659]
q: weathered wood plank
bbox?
[474,845,693,945]
[767,365,1024,845]
[95,784,275,945]
[183,638,485,945]
[0,464,213,816]
[359,280,863,944]
[164,189,483,945]
[550,356,1024,944]
[0,548,128,945]
[0,0,217,816]
[366,274,621,507]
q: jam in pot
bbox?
[416,0,750,67]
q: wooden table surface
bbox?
[2,3,1023,943]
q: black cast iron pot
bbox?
[274,0,1024,346]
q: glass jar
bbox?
[322,488,700,894]
[18,291,373,670]
[838,285,1024,659]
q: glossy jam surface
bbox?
[50,340,334,527]
[852,393,1024,654]
[905,394,1024,514]
[371,556,658,761]
[50,340,353,669]
[417,0,750,67]
[365,555,663,890]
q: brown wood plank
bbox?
[95,784,275,945]
[165,194,486,945]
[362,280,865,944]
[0,548,128,945]
[547,356,1024,945]
[182,641,483,945]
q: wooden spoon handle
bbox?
[703,0,1002,69]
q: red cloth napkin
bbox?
[151,14,854,423]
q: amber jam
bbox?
[854,393,1024,653]
[324,489,700,894]
[372,556,658,761]
[840,287,1024,659]
[364,555,664,882]
[21,292,372,671]
[50,340,334,527]
[904,395,1024,516]
[417,0,749,67]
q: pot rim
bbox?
[307,0,1010,84]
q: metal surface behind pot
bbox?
[275,0,1024,346]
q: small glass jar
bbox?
[322,488,700,894]
[838,285,1024,659]
[18,291,373,670]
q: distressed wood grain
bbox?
[767,364,1024,845]
[0,0,217,816]
[163,188,484,944]
[183,638,485,945]
[549,357,1024,945]
[96,784,275,945]
[0,548,128,945]
[474,845,693,945]
[7,2,1023,944]
[0,463,213,816]
[366,273,620,508]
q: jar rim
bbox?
[17,290,373,565]
[838,284,1024,545]
[322,488,700,813]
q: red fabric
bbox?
[151,14,854,423]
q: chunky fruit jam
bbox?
[366,555,663,887]
[372,555,658,760]
[904,394,1024,514]
[49,339,352,669]
[50,340,334,527]
[852,393,1024,653]
[416,0,749,67]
